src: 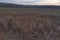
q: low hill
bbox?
[0,3,60,9]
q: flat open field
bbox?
[0,8,60,15]
[0,8,60,40]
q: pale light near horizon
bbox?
[0,0,60,5]
[32,0,60,5]
[14,0,60,5]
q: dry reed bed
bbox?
[0,14,60,40]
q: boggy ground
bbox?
[0,14,60,40]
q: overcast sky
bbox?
[0,0,60,5]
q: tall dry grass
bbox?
[0,14,60,40]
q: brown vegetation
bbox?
[0,14,60,40]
